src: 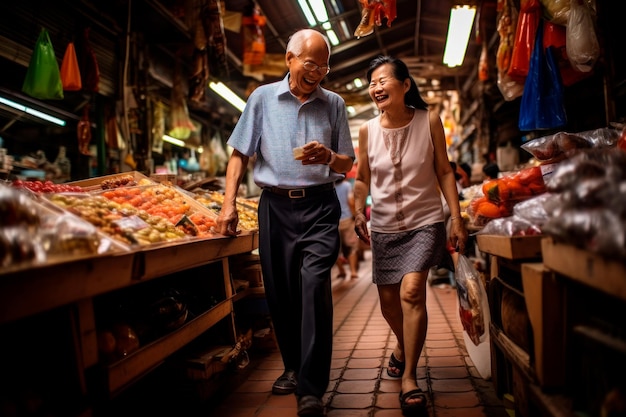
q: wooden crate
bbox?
[521,263,566,388]
[541,237,626,302]
[476,234,544,260]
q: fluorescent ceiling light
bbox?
[209,81,246,112]
[162,135,186,147]
[326,29,339,46]
[309,0,329,23]
[297,0,317,26]
[443,5,476,67]
[0,96,66,126]
[353,78,363,88]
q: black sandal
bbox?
[399,388,427,416]
[387,352,405,378]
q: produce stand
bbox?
[0,174,261,415]
[535,237,626,417]
[476,234,544,417]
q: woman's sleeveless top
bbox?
[367,109,444,233]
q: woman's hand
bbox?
[354,212,371,245]
[449,217,468,254]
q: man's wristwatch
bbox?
[326,150,336,165]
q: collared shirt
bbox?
[227,74,355,189]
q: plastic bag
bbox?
[22,28,64,100]
[566,0,599,73]
[60,42,82,91]
[507,0,541,82]
[454,254,489,347]
[519,20,567,131]
[75,27,100,92]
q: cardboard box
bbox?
[521,262,565,388]
[541,237,626,302]
[476,234,544,260]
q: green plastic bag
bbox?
[22,28,64,100]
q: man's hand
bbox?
[216,203,241,236]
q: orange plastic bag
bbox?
[60,42,82,91]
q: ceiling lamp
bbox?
[298,0,339,46]
[0,95,66,126]
[443,5,477,68]
[209,82,246,112]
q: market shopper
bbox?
[353,56,467,415]
[335,177,359,279]
[216,29,354,417]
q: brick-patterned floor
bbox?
[105,251,508,417]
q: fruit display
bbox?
[193,191,258,231]
[11,179,84,194]
[1,185,106,268]
[47,183,219,246]
[468,165,548,227]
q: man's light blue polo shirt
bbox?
[227,74,355,189]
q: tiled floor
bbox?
[106,250,508,417]
[208,251,507,417]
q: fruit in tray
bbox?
[194,191,258,231]
[48,194,186,246]
[100,185,217,238]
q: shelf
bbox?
[541,237,626,301]
[232,287,265,303]
[490,323,534,382]
[106,299,232,394]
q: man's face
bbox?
[286,38,330,99]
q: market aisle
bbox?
[203,250,507,417]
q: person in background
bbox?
[335,177,359,279]
[458,162,472,187]
[353,56,467,415]
[482,162,500,180]
[216,29,355,417]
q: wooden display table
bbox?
[0,232,259,415]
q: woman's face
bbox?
[368,63,408,111]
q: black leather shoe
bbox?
[297,395,324,416]
[272,369,297,395]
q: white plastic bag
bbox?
[566,0,599,72]
[454,254,492,379]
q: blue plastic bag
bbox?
[518,20,567,131]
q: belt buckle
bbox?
[288,188,305,198]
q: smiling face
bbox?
[286,32,330,101]
[368,63,410,112]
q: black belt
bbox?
[264,183,335,199]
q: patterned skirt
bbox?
[371,222,451,285]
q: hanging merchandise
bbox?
[77,104,92,156]
[354,0,397,39]
[189,8,209,103]
[152,100,165,154]
[202,0,228,79]
[507,0,541,82]
[543,21,591,86]
[540,0,571,25]
[22,28,64,100]
[496,0,524,100]
[169,61,196,140]
[60,42,82,91]
[566,0,599,73]
[519,20,567,131]
[242,1,266,66]
[478,42,489,81]
[75,27,100,93]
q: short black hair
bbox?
[482,162,500,179]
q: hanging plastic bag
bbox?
[77,104,92,156]
[507,0,541,82]
[242,2,266,66]
[75,27,100,92]
[22,28,64,100]
[519,20,567,131]
[566,0,599,73]
[60,42,82,91]
[543,21,591,86]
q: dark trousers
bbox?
[258,188,340,398]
